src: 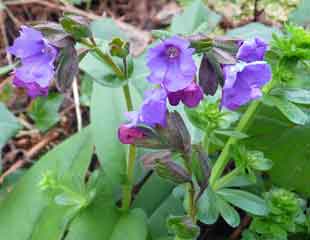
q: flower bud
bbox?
[118,124,145,144]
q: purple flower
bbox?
[8,26,58,98]
[118,124,145,144]
[221,37,271,110]
[147,36,197,92]
[168,82,203,108]
[126,88,168,128]
[221,62,271,110]
[236,38,268,63]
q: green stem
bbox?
[182,153,196,222]
[122,84,133,111]
[122,144,136,211]
[81,38,136,211]
[79,39,124,79]
[213,168,241,191]
[121,82,136,211]
[209,81,275,187]
[188,182,196,221]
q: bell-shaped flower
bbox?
[8,26,58,98]
[147,36,197,92]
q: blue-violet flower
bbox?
[125,88,167,128]
[8,26,58,98]
[221,37,272,110]
[147,36,197,92]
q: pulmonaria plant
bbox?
[8,26,58,98]
[221,38,272,110]
[119,36,203,144]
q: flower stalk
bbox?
[121,83,137,211]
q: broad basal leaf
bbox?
[0,128,93,240]
[171,0,221,35]
[244,106,310,197]
[226,23,282,42]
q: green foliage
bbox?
[0,128,94,240]
[227,23,282,42]
[197,186,267,228]
[167,215,200,239]
[245,26,310,197]
[234,146,273,174]
[267,24,310,84]
[289,0,310,27]
[242,188,309,240]
[185,97,241,148]
[171,0,221,35]
[245,105,310,197]
[0,103,21,167]
[28,93,64,132]
[79,74,93,107]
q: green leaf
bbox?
[197,187,219,224]
[0,103,21,168]
[289,0,310,27]
[90,83,126,190]
[216,196,240,228]
[80,74,93,107]
[109,209,148,240]
[247,150,273,171]
[66,204,148,240]
[133,175,183,239]
[167,215,200,239]
[244,105,310,197]
[0,128,94,240]
[268,96,308,125]
[226,23,282,42]
[28,93,64,132]
[171,0,221,35]
[214,129,248,139]
[0,103,21,148]
[90,18,127,41]
[271,88,310,105]
[217,188,268,216]
[60,15,92,39]
[79,18,128,88]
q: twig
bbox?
[0,11,12,64]
[26,131,60,158]
[229,215,252,240]
[0,159,25,184]
[253,0,260,21]
[0,76,11,92]
[72,78,82,132]
[18,114,36,130]
[0,131,60,184]
[5,0,100,20]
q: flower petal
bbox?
[237,37,268,62]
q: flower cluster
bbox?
[119,36,203,144]
[8,26,58,98]
[118,36,272,144]
[221,38,272,110]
